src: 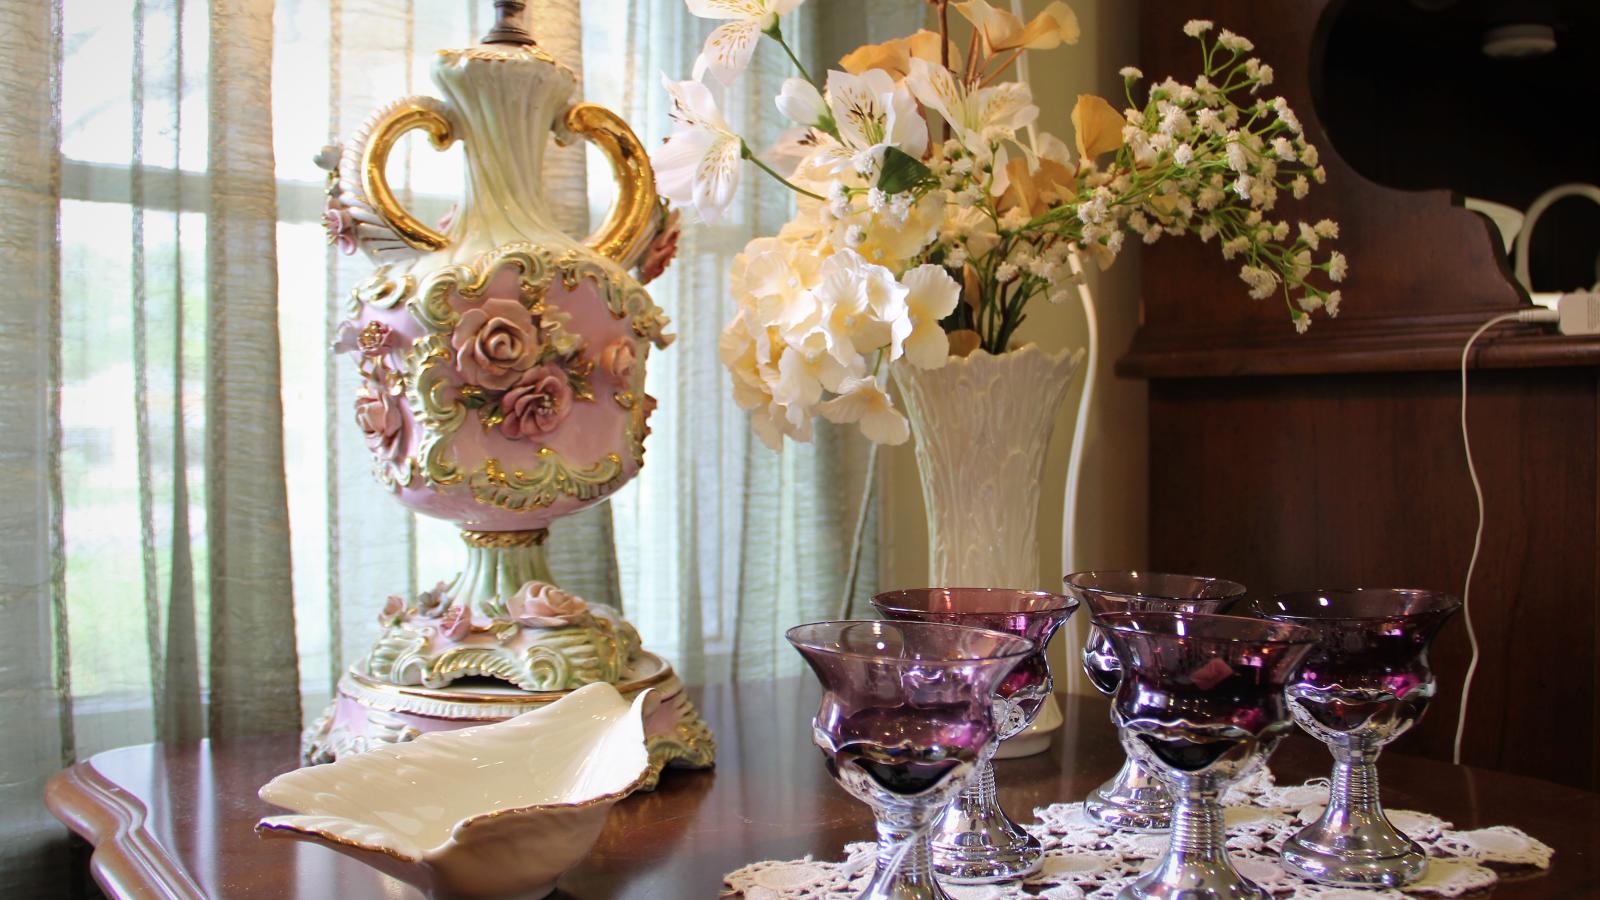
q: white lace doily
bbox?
[723,769,1553,899]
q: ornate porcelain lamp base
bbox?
[303,650,713,790]
[303,528,715,789]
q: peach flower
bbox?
[416,580,450,615]
[452,297,541,390]
[355,384,407,462]
[599,338,637,381]
[507,582,590,629]
[499,363,573,439]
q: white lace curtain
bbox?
[0,0,876,891]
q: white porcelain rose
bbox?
[508,582,592,629]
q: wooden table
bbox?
[47,679,1600,898]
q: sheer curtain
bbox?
[1,0,875,891]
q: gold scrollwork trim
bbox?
[460,528,548,548]
[550,249,671,348]
[445,43,568,74]
[469,450,625,511]
[353,269,415,310]
[345,659,674,708]
[408,244,553,332]
[406,334,467,486]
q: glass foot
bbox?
[930,824,1041,884]
[1085,758,1172,832]
[1119,859,1270,900]
[929,759,1042,883]
[1280,827,1428,888]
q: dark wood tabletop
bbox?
[46,678,1600,899]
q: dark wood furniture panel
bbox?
[1127,0,1600,790]
[1147,370,1598,787]
[46,680,1600,898]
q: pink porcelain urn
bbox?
[301,3,710,785]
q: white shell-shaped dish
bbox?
[257,682,652,899]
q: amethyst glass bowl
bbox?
[1063,571,1247,832]
[1098,611,1317,900]
[1251,588,1462,888]
[786,620,1035,900]
[870,588,1079,883]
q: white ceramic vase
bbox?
[893,343,1084,756]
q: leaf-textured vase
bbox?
[893,344,1084,589]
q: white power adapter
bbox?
[1529,290,1600,334]
[1555,290,1600,336]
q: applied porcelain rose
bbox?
[259,683,651,899]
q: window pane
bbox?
[277,220,333,703]
[63,0,209,172]
[273,0,333,188]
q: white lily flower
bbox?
[905,58,1038,150]
[817,376,910,445]
[815,69,928,177]
[899,264,961,368]
[775,78,829,129]
[686,0,806,85]
[651,75,742,223]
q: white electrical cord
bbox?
[1453,308,1558,764]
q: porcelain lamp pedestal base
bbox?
[303,651,714,790]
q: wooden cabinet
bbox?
[1124,0,1600,789]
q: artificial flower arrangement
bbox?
[653,1,1346,449]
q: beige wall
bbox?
[873,0,1147,690]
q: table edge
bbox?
[46,756,207,900]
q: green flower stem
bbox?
[741,142,825,201]
[763,22,816,85]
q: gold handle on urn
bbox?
[564,102,659,265]
[359,98,458,253]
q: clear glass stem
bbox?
[861,809,949,900]
[1168,781,1228,862]
[1328,742,1384,825]
[956,757,998,817]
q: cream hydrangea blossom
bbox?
[665,4,1346,448]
